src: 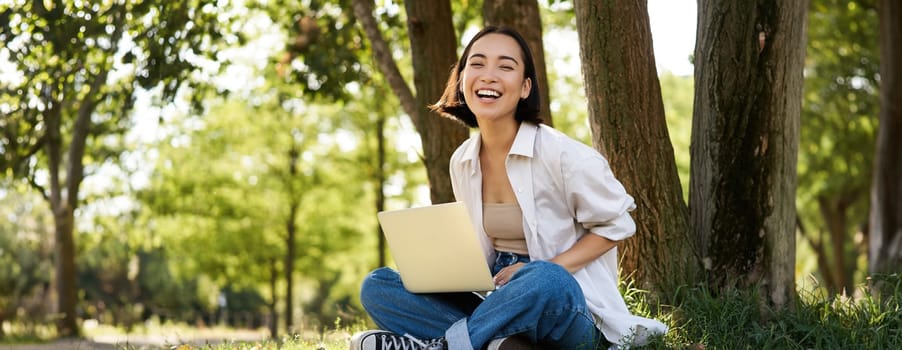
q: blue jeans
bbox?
[359,252,603,350]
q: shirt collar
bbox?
[459,122,539,174]
[510,122,537,158]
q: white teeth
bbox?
[476,89,500,97]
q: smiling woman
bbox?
[350,26,667,350]
[431,28,541,129]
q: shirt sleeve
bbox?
[563,153,637,241]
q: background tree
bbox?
[484,0,554,126]
[348,82,428,268]
[691,0,808,310]
[352,0,467,204]
[799,0,879,295]
[259,0,376,332]
[573,0,695,290]
[869,0,902,284]
[138,79,400,329]
[140,104,290,332]
[0,0,235,335]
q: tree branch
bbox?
[26,173,50,202]
[350,0,419,129]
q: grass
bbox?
[637,273,902,349]
[3,274,899,349]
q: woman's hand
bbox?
[493,262,525,287]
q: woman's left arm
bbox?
[549,151,635,273]
[550,234,617,273]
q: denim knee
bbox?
[360,267,401,308]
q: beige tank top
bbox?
[483,202,528,255]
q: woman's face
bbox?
[460,33,531,124]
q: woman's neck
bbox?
[479,118,519,157]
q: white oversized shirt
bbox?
[449,122,668,346]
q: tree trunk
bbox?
[353,0,466,204]
[49,62,104,338]
[376,115,387,267]
[284,208,296,333]
[573,0,696,291]
[42,70,103,337]
[691,0,808,310]
[404,0,468,204]
[268,258,278,339]
[483,0,554,126]
[869,0,902,282]
[285,148,299,333]
[46,107,79,337]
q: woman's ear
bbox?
[521,77,532,99]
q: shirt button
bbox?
[517,188,523,193]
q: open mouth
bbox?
[475,89,502,99]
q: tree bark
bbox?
[691,0,808,310]
[573,0,696,290]
[869,0,902,282]
[483,0,554,126]
[353,0,467,204]
[404,0,468,204]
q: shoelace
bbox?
[380,333,444,350]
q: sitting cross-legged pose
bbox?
[351,26,667,350]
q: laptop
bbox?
[377,201,496,293]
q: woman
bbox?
[351,26,667,350]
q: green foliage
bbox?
[659,73,694,201]
[537,6,589,144]
[73,206,219,328]
[452,0,484,40]
[540,0,576,28]
[0,0,239,181]
[254,0,372,100]
[0,183,52,328]
[797,0,879,293]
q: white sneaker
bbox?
[350,330,447,350]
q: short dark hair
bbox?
[430,26,542,128]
